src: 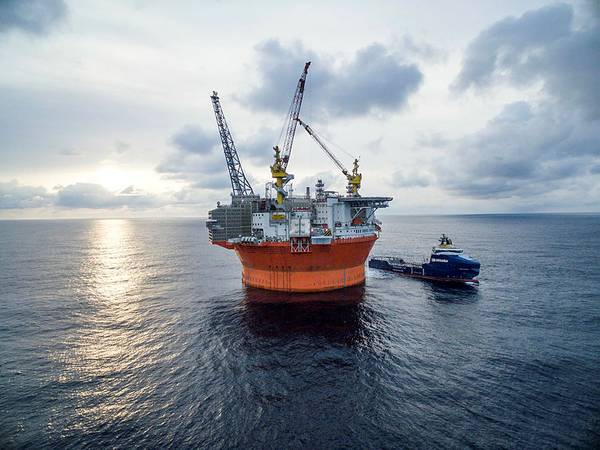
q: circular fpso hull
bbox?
[233,235,377,292]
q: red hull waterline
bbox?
[214,235,377,292]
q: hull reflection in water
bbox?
[242,286,370,345]
[243,284,366,304]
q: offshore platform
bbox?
[206,62,392,292]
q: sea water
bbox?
[1,215,599,448]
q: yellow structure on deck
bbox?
[296,118,363,197]
[270,145,288,205]
[345,159,362,195]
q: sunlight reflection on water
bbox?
[53,220,159,431]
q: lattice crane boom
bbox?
[210,91,254,196]
[296,118,363,196]
[280,61,311,170]
[296,118,346,174]
[270,62,311,204]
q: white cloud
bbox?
[243,39,423,118]
[0,180,54,209]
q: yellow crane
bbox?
[271,62,311,205]
[296,118,362,196]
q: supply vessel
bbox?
[369,234,481,285]
[206,62,392,292]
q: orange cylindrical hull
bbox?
[232,236,377,292]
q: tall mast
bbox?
[210,91,254,196]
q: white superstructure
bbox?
[247,179,391,245]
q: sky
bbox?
[0,0,599,218]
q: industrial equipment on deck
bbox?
[206,62,392,293]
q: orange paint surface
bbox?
[231,236,377,292]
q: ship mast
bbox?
[271,61,311,205]
[210,91,254,197]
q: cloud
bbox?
[0,180,174,211]
[114,140,130,154]
[157,124,230,190]
[239,127,278,164]
[440,3,600,204]
[157,151,226,185]
[243,39,423,118]
[0,180,53,208]
[453,3,600,119]
[394,35,446,63]
[0,0,67,36]
[391,169,433,188]
[56,183,158,208]
[191,174,233,190]
[416,132,450,149]
[58,148,82,157]
[169,125,218,155]
[438,101,600,199]
[157,123,272,190]
[157,125,226,189]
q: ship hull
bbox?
[232,235,377,292]
[369,258,479,285]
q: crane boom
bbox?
[210,91,254,196]
[280,61,311,170]
[296,118,363,196]
[296,118,346,174]
[270,61,311,205]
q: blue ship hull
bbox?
[369,255,480,285]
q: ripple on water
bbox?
[1,216,599,448]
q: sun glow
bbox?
[93,166,135,191]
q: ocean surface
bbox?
[1,215,599,449]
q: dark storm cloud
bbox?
[243,39,423,118]
[453,3,600,119]
[0,180,53,208]
[0,0,66,36]
[439,102,600,199]
[56,183,158,208]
